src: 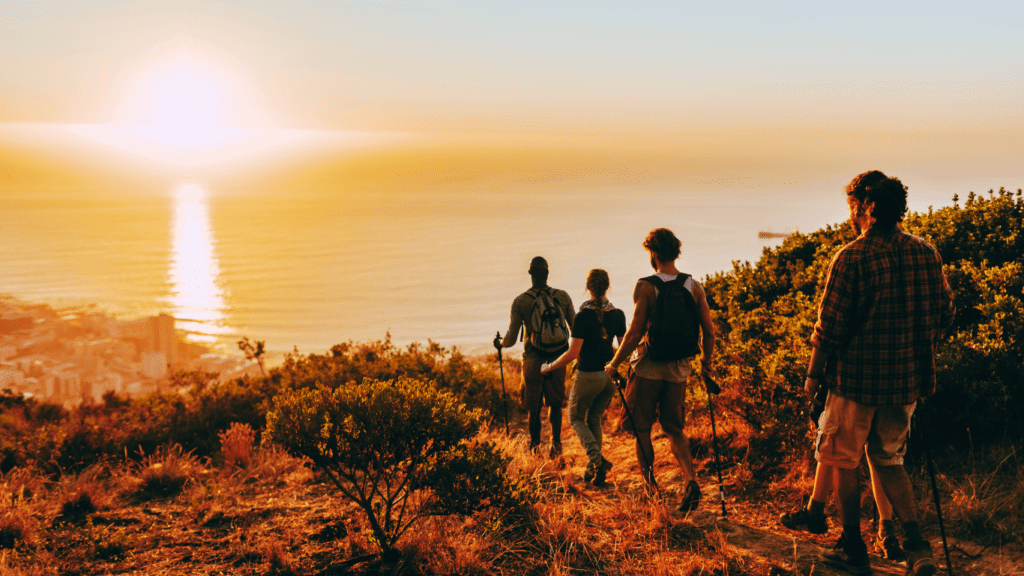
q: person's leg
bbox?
[868,451,904,559]
[521,353,545,448]
[588,376,616,456]
[544,364,567,451]
[568,371,601,466]
[623,372,659,488]
[866,402,934,574]
[781,461,830,533]
[658,378,695,485]
[815,393,875,574]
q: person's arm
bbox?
[560,290,576,327]
[541,338,583,373]
[804,345,828,402]
[807,250,855,400]
[604,281,653,380]
[691,280,715,367]
[501,296,524,348]
[938,259,956,333]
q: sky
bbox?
[1,1,1023,191]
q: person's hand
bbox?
[540,362,552,374]
[804,376,820,403]
[604,362,618,382]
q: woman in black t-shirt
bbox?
[541,269,626,485]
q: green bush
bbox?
[273,335,506,416]
[266,377,535,553]
[700,188,1023,474]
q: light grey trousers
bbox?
[568,369,616,466]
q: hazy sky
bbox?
[1,1,1021,129]
[1,1,1023,193]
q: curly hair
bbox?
[586,269,609,298]
[643,228,681,262]
[845,171,908,229]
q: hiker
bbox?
[782,169,905,561]
[604,228,715,511]
[496,256,575,456]
[805,171,955,576]
[540,269,626,485]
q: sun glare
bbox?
[146,59,229,128]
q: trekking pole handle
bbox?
[702,371,721,395]
[493,331,503,351]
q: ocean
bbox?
[1,178,840,357]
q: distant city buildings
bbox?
[0,297,256,407]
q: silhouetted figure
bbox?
[498,257,574,456]
[541,269,626,485]
[605,228,716,511]
[805,171,955,576]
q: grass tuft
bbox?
[134,444,202,499]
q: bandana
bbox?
[580,298,615,313]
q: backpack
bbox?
[642,274,701,361]
[526,287,570,353]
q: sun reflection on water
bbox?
[168,183,229,342]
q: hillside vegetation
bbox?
[1,188,1022,575]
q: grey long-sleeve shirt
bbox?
[502,286,575,353]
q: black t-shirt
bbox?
[571,307,627,372]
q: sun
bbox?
[144,58,229,128]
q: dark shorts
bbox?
[521,352,566,411]
[621,371,686,436]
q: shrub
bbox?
[218,422,256,470]
[266,378,536,554]
[134,444,201,499]
[0,508,34,549]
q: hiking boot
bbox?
[593,457,613,487]
[874,533,904,561]
[548,443,563,458]
[780,507,828,535]
[821,533,872,576]
[583,461,597,483]
[903,541,937,576]
[678,480,701,513]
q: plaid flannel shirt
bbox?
[811,227,955,406]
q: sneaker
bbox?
[821,533,872,576]
[678,480,701,513]
[548,443,563,458]
[583,461,597,483]
[593,457,613,486]
[780,507,828,535]
[904,541,937,576]
[875,533,904,561]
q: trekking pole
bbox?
[612,373,660,496]
[702,370,728,517]
[494,332,510,436]
[914,411,954,576]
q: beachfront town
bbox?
[0,296,261,407]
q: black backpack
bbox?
[642,274,701,361]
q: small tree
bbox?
[265,378,533,554]
[238,337,266,375]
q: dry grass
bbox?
[922,446,1024,547]
[219,422,257,470]
[0,411,1020,576]
[133,444,203,499]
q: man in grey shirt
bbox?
[497,256,575,456]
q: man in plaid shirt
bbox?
[805,172,955,576]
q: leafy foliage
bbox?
[701,187,1023,475]
[265,377,536,553]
